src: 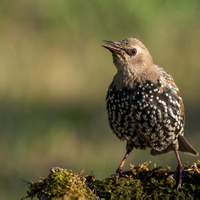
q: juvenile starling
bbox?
[102,38,198,190]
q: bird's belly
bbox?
[107,103,174,151]
[107,102,184,151]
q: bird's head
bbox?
[102,38,153,76]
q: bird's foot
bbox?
[167,165,193,191]
[114,169,130,182]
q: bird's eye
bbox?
[130,48,137,56]
[126,48,137,56]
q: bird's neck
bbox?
[113,64,158,90]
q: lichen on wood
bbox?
[22,160,200,199]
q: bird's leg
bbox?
[114,149,131,181]
[168,148,193,191]
[174,148,183,190]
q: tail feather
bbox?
[151,135,198,156]
[178,135,198,156]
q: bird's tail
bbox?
[151,135,198,156]
[178,135,198,156]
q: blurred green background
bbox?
[1,0,200,199]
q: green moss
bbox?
[22,167,96,199]
[22,160,200,199]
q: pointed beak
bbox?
[102,40,125,55]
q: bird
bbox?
[102,38,198,190]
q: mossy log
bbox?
[22,160,200,199]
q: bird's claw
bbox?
[167,166,193,191]
[114,169,130,182]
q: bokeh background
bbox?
[1,0,200,199]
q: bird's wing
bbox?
[157,66,185,119]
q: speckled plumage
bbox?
[106,68,184,153]
[102,38,198,190]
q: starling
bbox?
[102,38,198,190]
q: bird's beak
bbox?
[102,40,125,56]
